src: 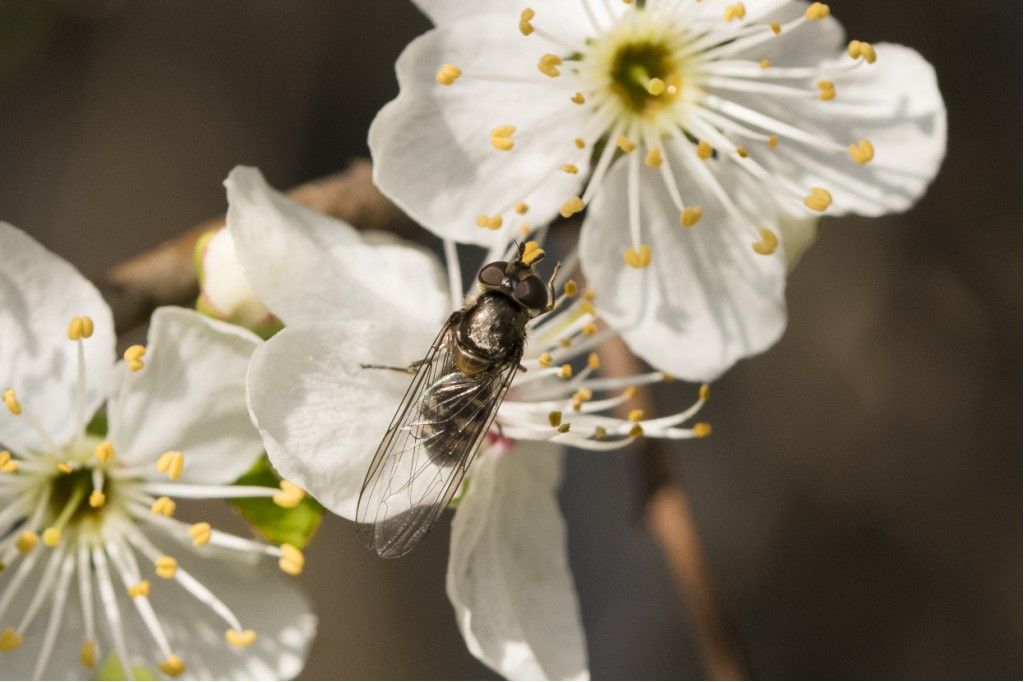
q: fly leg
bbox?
[360,359,425,375]
[543,261,562,314]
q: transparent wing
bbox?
[356,313,520,558]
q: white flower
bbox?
[369,0,946,380]
[0,223,315,680]
[229,166,711,680]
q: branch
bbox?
[599,334,750,680]
[94,159,417,335]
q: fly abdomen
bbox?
[416,372,490,466]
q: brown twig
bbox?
[94,159,417,335]
[600,334,749,680]
[95,159,748,679]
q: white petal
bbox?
[755,44,946,216]
[447,442,588,681]
[369,15,590,246]
[734,1,846,65]
[580,156,787,381]
[109,307,263,484]
[0,222,114,453]
[412,0,605,41]
[246,320,436,518]
[226,166,449,327]
[777,214,821,272]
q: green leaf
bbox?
[86,410,108,437]
[230,455,323,549]
[96,652,157,681]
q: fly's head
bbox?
[476,240,552,317]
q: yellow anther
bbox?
[751,228,779,255]
[593,426,608,440]
[558,364,573,379]
[768,134,779,149]
[155,555,178,579]
[42,527,61,547]
[817,79,835,101]
[587,352,601,370]
[538,53,562,78]
[124,345,146,362]
[151,496,176,517]
[661,372,676,382]
[128,580,151,599]
[803,186,833,212]
[159,654,186,677]
[0,460,15,474]
[564,280,578,297]
[736,146,749,158]
[629,424,644,438]
[628,409,644,422]
[645,148,662,167]
[16,531,37,553]
[623,245,652,269]
[574,137,586,149]
[0,627,22,652]
[435,63,462,85]
[584,287,597,299]
[579,299,596,315]
[521,241,545,265]
[573,388,593,403]
[559,196,585,218]
[519,7,535,35]
[561,163,579,174]
[770,21,782,34]
[156,450,185,481]
[489,125,516,151]
[699,383,711,401]
[557,423,571,433]
[692,422,713,438]
[758,58,770,69]
[279,543,304,576]
[559,337,572,348]
[675,204,700,228]
[570,91,586,105]
[475,214,503,230]
[226,628,257,648]
[273,480,306,509]
[616,135,637,153]
[89,489,106,508]
[723,3,746,21]
[646,77,666,96]
[848,138,875,165]
[57,462,73,474]
[696,140,714,160]
[67,316,89,341]
[3,388,22,416]
[0,450,13,474]
[804,2,829,20]
[581,322,598,336]
[848,39,877,64]
[519,223,532,237]
[514,202,529,214]
[624,386,639,399]
[538,352,553,368]
[80,639,97,667]
[94,440,115,464]
[548,411,562,427]
[189,522,212,547]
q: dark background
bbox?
[0,0,1019,678]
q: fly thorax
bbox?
[458,292,528,362]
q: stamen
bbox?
[515,202,529,214]
[66,316,94,341]
[94,440,115,464]
[692,422,713,437]
[154,555,178,579]
[0,627,21,651]
[644,148,663,167]
[616,135,637,153]
[804,2,830,20]
[80,640,97,668]
[123,344,146,372]
[680,206,703,228]
[696,140,714,160]
[76,545,97,668]
[848,138,874,165]
[723,3,746,21]
[226,628,258,648]
[188,522,213,546]
[3,388,22,415]
[128,580,151,599]
[561,163,579,174]
[16,531,38,554]
[274,480,306,508]
[751,228,779,255]
[816,79,836,101]
[475,214,503,230]
[435,63,462,85]
[279,543,305,575]
[559,196,585,218]
[803,186,833,212]
[159,655,186,677]
[623,245,652,269]
[571,92,586,105]
[519,7,535,35]
[155,450,185,480]
[489,125,516,151]
[537,53,562,78]
[0,450,16,474]
[770,21,781,34]
[847,40,877,63]
[150,496,176,516]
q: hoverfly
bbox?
[356,241,559,558]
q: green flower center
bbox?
[608,40,681,115]
[48,466,109,526]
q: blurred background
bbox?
[0,0,1019,678]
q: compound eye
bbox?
[514,275,548,311]
[478,261,508,287]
